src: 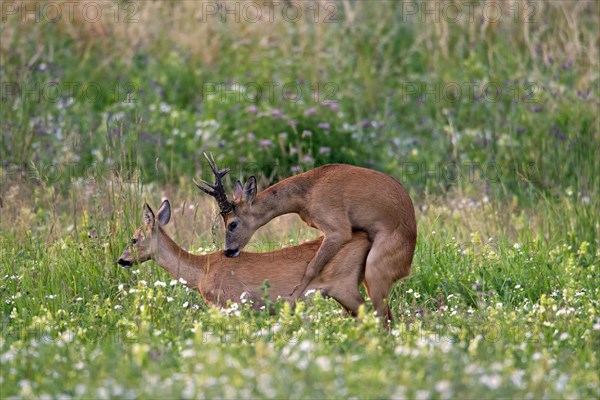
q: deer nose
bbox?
[224,248,240,258]
[117,258,131,267]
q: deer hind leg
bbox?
[326,286,365,316]
[364,233,415,327]
[290,228,352,299]
[363,278,393,327]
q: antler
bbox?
[194,153,234,216]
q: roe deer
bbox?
[117,200,371,313]
[196,154,417,324]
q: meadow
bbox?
[1,1,599,398]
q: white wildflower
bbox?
[315,356,331,371]
[415,390,431,400]
[480,374,501,389]
[435,380,451,399]
[159,102,171,113]
[181,349,196,358]
[582,196,590,205]
[510,370,525,388]
[240,292,250,304]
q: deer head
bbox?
[117,200,171,267]
[195,153,257,258]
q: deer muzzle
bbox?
[224,248,240,258]
[117,258,132,267]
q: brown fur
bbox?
[117,200,370,314]
[220,164,417,325]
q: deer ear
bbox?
[142,203,155,228]
[243,176,257,205]
[157,199,171,226]
[233,180,243,203]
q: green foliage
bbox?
[1,210,598,398]
[2,2,597,199]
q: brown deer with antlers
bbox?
[196,154,417,324]
[117,200,370,312]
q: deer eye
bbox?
[132,238,138,245]
[228,221,238,232]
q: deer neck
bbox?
[251,180,307,224]
[153,227,205,289]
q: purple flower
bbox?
[303,155,314,164]
[259,139,273,148]
[290,165,302,173]
[577,88,591,99]
[359,119,371,128]
[302,130,312,138]
[247,132,256,141]
[319,147,331,154]
[561,59,573,70]
[318,122,330,130]
[304,107,317,117]
[271,109,283,118]
[550,124,565,141]
[246,105,258,113]
[529,105,543,113]
[322,101,339,111]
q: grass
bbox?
[1,185,598,398]
[1,0,599,398]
